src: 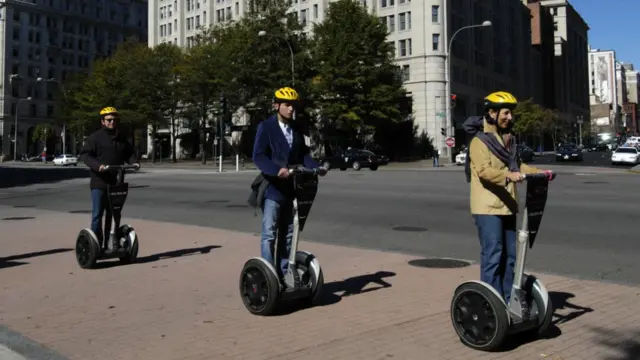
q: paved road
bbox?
[531,150,634,169]
[1,166,639,286]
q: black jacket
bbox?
[80,128,138,189]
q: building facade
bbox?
[538,0,590,127]
[587,48,621,133]
[0,0,148,159]
[148,0,537,157]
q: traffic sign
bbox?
[445,137,455,147]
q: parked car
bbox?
[517,145,534,162]
[611,146,639,165]
[588,143,609,152]
[320,148,389,171]
[455,148,467,165]
[555,144,583,162]
[52,154,78,166]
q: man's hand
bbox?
[98,165,106,172]
[506,171,523,183]
[277,168,289,179]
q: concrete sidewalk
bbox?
[1,206,638,359]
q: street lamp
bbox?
[37,77,68,153]
[14,97,32,161]
[444,19,492,161]
[258,30,295,86]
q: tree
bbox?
[127,42,185,162]
[64,39,152,154]
[215,0,315,125]
[310,0,408,152]
[513,98,545,136]
[178,28,235,163]
[31,123,55,153]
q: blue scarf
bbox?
[463,116,519,182]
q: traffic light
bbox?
[450,94,457,109]
[220,95,227,115]
[441,128,446,136]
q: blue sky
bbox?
[572,0,639,66]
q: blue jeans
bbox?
[473,214,517,303]
[91,188,120,247]
[261,198,294,278]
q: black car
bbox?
[588,143,609,152]
[517,145,534,162]
[320,148,389,171]
[555,144,583,162]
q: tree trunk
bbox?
[171,116,177,163]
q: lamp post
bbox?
[258,30,295,86]
[576,115,583,146]
[444,19,492,161]
[37,77,67,153]
[14,97,32,161]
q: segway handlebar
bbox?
[507,171,555,183]
[104,164,140,171]
[288,166,329,176]
[523,171,556,181]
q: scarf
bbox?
[463,115,519,182]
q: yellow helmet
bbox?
[273,87,299,103]
[484,91,518,110]
[99,107,119,116]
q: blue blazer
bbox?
[252,115,318,203]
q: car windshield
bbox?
[358,150,375,155]
[616,148,638,154]
[559,146,578,152]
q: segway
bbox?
[451,172,556,351]
[239,165,329,316]
[75,164,140,269]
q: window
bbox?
[399,12,410,30]
[432,34,440,51]
[380,0,386,7]
[313,4,318,18]
[401,64,410,82]
[432,5,439,23]
[388,15,395,32]
[399,39,411,56]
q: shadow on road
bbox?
[0,248,73,269]
[92,245,221,269]
[0,166,90,188]
[591,327,640,360]
[274,271,396,316]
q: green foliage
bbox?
[310,0,407,133]
[513,98,545,135]
[31,123,55,144]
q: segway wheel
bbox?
[295,251,324,307]
[451,282,509,351]
[521,275,554,338]
[118,225,139,265]
[239,258,280,316]
[76,229,99,269]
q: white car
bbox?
[611,146,639,165]
[455,149,467,165]
[52,154,78,166]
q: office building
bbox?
[537,0,590,126]
[148,0,536,157]
[588,48,621,134]
[0,0,148,159]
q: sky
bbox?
[572,0,640,66]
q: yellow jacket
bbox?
[469,120,540,215]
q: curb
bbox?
[0,325,68,360]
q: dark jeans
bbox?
[260,198,294,278]
[473,214,517,303]
[91,188,120,247]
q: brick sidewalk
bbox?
[1,206,638,360]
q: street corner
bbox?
[629,164,640,173]
[0,325,68,360]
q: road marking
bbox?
[575,173,597,176]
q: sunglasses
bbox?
[103,117,118,122]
